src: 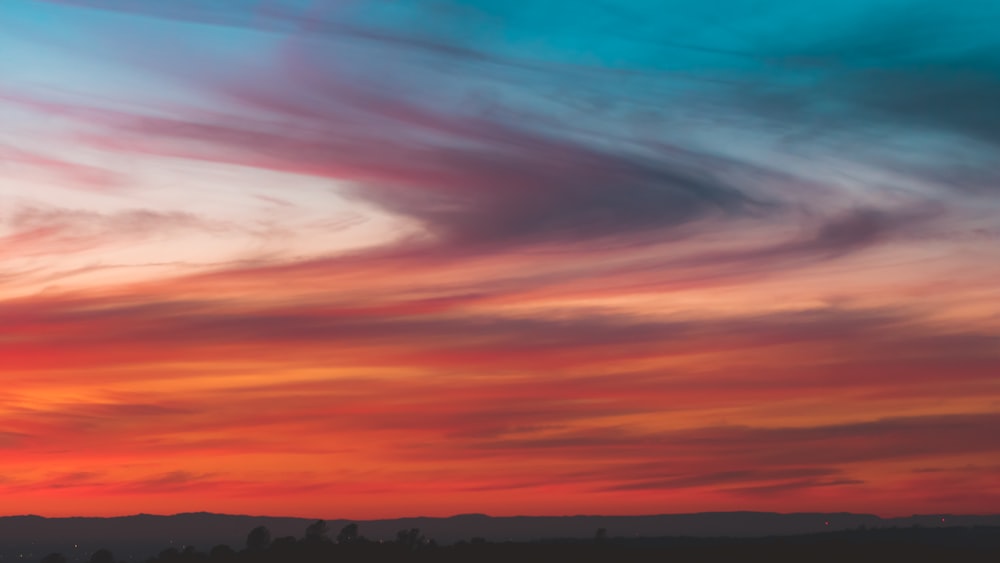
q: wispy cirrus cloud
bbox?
[0,145,124,193]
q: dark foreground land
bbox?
[37,525,1000,563]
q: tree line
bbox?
[39,521,1000,563]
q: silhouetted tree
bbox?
[89,549,114,563]
[40,553,67,563]
[595,527,608,543]
[304,519,329,541]
[208,545,235,561]
[246,526,272,551]
[395,528,424,550]
[336,523,359,544]
[158,547,180,561]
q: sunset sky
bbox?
[1,0,998,519]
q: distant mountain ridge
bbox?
[2,511,999,561]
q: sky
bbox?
[1,0,998,519]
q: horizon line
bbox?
[5,510,997,521]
